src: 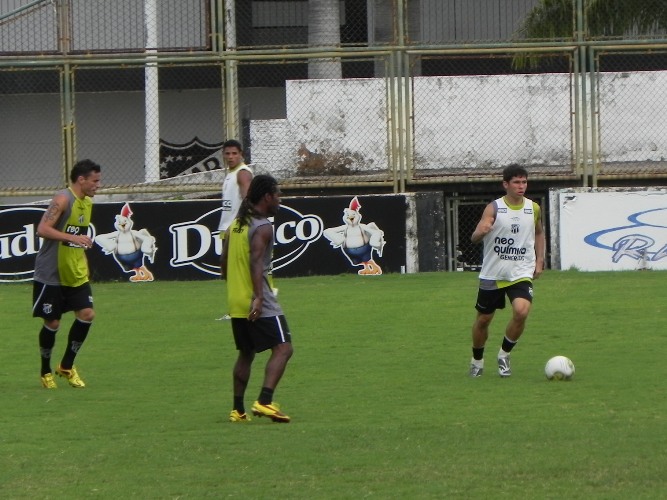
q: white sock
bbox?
[471,357,484,368]
[498,348,511,358]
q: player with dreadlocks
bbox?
[220,174,293,423]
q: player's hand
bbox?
[248,297,263,321]
[75,234,93,249]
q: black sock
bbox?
[472,347,485,361]
[258,387,274,405]
[60,319,92,369]
[234,396,245,414]
[39,325,58,376]
[501,336,517,354]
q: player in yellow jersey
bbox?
[469,164,545,378]
[221,175,293,423]
[33,160,102,389]
[217,140,253,320]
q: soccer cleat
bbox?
[56,365,86,388]
[469,364,484,378]
[229,410,251,422]
[498,356,512,377]
[252,401,291,423]
[41,373,58,389]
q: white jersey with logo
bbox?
[479,196,537,283]
[218,164,253,231]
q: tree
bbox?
[516,0,667,40]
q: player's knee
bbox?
[45,319,60,331]
[513,307,530,322]
[512,299,531,320]
[475,313,494,328]
[77,308,95,323]
[276,342,293,360]
[239,350,255,363]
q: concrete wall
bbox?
[2,71,666,201]
[249,71,667,177]
[599,71,667,163]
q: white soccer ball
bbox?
[544,355,575,381]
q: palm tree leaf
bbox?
[517,0,667,40]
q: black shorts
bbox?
[474,280,533,314]
[231,315,291,353]
[32,281,93,320]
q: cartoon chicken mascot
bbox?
[323,196,386,275]
[95,203,157,282]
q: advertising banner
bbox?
[558,189,667,271]
[0,194,407,282]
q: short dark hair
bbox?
[222,139,243,152]
[502,164,528,182]
[70,159,101,183]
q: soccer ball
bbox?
[544,355,575,380]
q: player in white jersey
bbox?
[468,164,545,378]
[217,139,253,235]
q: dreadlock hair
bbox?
[235,174,279,228]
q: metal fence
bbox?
[1,0,667,200]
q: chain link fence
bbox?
[1,1,667,200]
[595,49,667,180]
[410,50,576,182]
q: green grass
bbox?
[1,271,666,498]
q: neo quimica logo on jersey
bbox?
[169,205,323,276]
[0,207,45,281]
[493,236,527,261]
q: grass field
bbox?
[1,270,666,499]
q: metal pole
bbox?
[589,45,599,188]
[396,0,407,193]
[386,53,399,193]
[572,48,581,179]
[445,197,455,272]
[57,0,74,180]
[224,0,239,140]
[144,0,160,182]
[215,0,226,142]
[576,0,588,187]
[210,0,223,53]
[60,65,75,183]
[403,63,414,190]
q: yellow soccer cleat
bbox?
[56,365,86,388]
[229,410,251,422]
[41,373,58,389]
[251,401,290,423]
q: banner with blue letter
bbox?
[556,188,667,271]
